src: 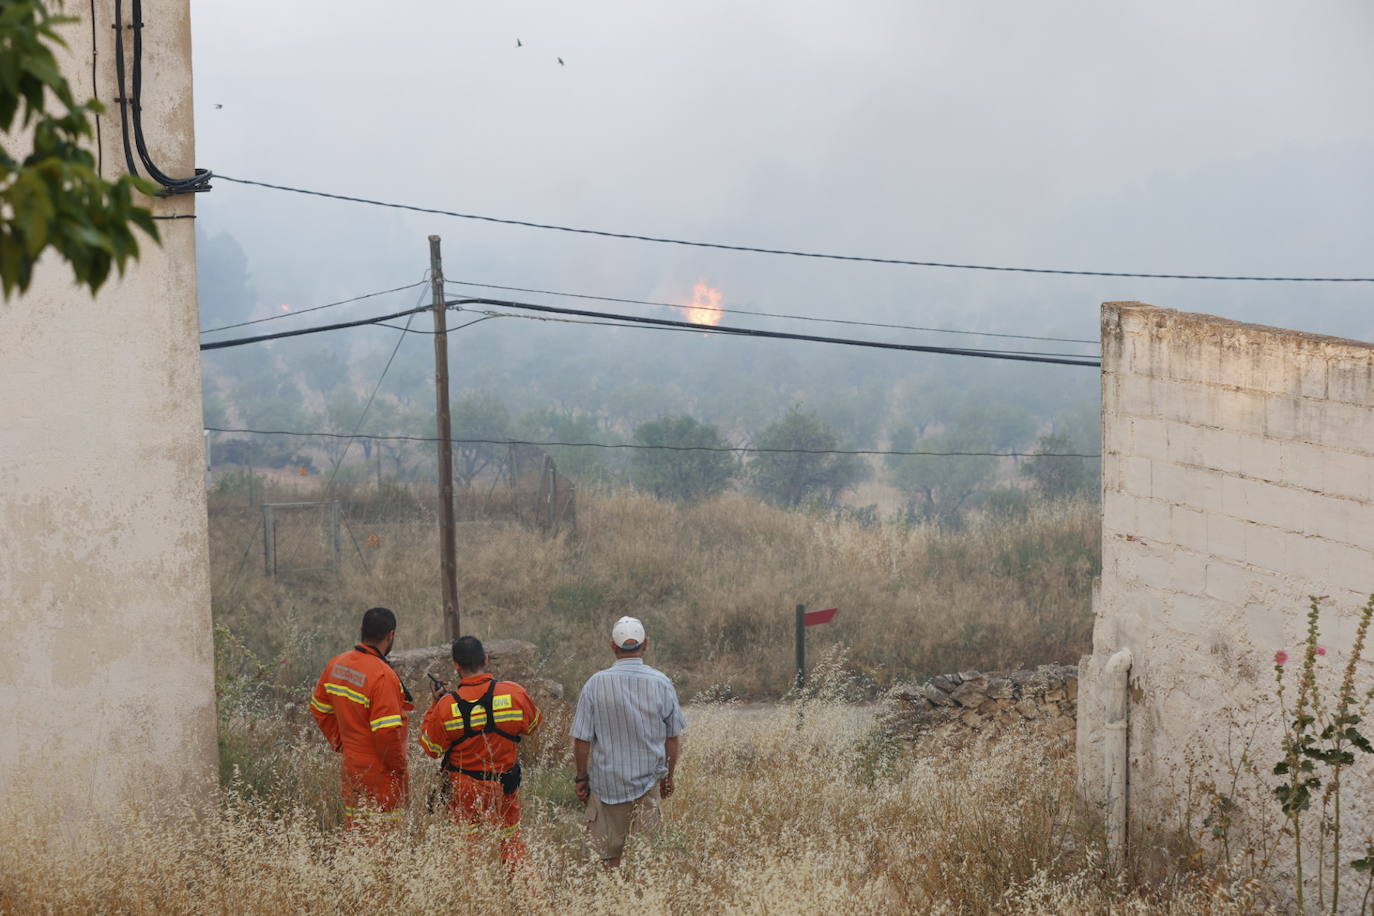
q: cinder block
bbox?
[1263,396,1302,441]
[1343,502,1374,552]
[1297,358,1328,399]
[1164,422,1208,467]
[1118,539,1177,591]
[1281,440,1329,493]
[1119,374,1156,419]
[1154,461,1224,514]
[1322,542,1374,595]
[1205,557,1259,607]
[1238,436,1284,482]
[1169,549,1209,596]
[1301,491,1355,545]
[1135,497,1173,543]
[1172,505,1209,553]
[1327,358,1374,406]
[1245,523,1300,576]
[1220,475,1254,519]
[1129,417,1171,463]
[1320,449,1374,503]
[1102,491,1139,536]
[1122,456,1153,499]
[1315,402,1374,456]
[1207,513,1250,564]
[1242,479,1312,534]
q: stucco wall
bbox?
[1079,303,1374,891]
[0,0,217,817]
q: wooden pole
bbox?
[795,603,806,689]
[430,236,460,641]
[263,505,275,577]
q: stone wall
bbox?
[0,1,216,820]
[1079,303,1374,902]
[890,664,1078,742]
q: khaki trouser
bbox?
[584,784,662,861]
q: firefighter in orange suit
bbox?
[420,636,541,865]
[310,606,414,829]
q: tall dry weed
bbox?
[208,489,1098,699]
[1,702,1254,915]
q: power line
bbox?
[445,279,1100,346]
[200,280,429,334]
[446,298,1103,366]
[200,295,1101,365]
[206,426,1102,459]
[459,306,1093,359]
[199,304,433,351]
[216,176,1374,283]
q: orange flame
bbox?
[679,283,724,326]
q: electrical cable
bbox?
[201,296,1101,366]
[445,298,1103,366]
[199,279,429,334]
[206,427,1101,459]
[124,0,212,194]
[215,176,1374,283]
[375,315,499,335]
[455,307,1091,359]
[111,0,139,179]
[89,0,102,178]
[445,279,1100,346]
[199,304,433,351]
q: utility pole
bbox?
[430,236,460,640]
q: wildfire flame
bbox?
[679,282,724,326]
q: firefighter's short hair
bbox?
[360,606,397,642]
[452,635,485,671]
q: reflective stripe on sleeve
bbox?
[420,733,444,754]
[325,683,371,707]
[369,714,404,731]
[310,696,335,714]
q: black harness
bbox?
[441,678,522,793]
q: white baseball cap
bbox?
[611,616,646,650]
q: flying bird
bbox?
[516,38,522,47]
[557,57,564,66]
[213,103,223,109]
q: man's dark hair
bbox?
[360,607,397,643]
[452,635,486,671]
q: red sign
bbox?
[803,607,838,627]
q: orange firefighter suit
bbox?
[311,643,413,829]
[419,673,541,864]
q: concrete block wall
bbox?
[0,0,217,822]
[1078,303,1374,897]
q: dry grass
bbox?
[207,488,1099,699]
[0,698,1262,915]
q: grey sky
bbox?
[191,0,1374,344]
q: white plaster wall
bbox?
[1079,303,1374,903]
[0,0,217,817]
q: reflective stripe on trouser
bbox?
[341,762,407,831]
[448,773,525,865]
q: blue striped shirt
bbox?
[571,658,687,804]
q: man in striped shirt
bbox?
[571,616,686,866]
[309,607,414,830]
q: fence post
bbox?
[263,505,276,577]
[795,604,806,689]
[329,500,342,579]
